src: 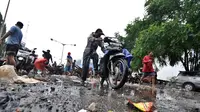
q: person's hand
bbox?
[148,60,152,62]
[95,38,102,41]
[99,37,103,41]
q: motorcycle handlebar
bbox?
[104,37,116,43]
[19,47,35,52]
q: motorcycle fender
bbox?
[109,53,125,60]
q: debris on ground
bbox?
[88,102,97,112]
[0,73,199,112]
[127,99,153,112]
[0,65,41,84]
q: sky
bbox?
[0,0,146,63]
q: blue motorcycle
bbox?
[99,37,129,89]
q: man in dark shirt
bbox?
[42,49,53,64]
[81,28,105,85]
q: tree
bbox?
[122,0,200,71]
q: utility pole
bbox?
[0,0,11,37]
[50,38,76,64]
[23,22,30,45]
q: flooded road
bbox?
[0,75,200,112]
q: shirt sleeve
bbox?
[9,26,17,33]
[88,36,95,42]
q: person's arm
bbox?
[50,55,53,63]
[0,26,16,43]
[0,31,12,41]
[19,35,23,47]
[98,38,105,53]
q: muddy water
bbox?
[0,75,200,112]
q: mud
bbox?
[0,75,200,112]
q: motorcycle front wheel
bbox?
[108,58,128,89]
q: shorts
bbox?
[64,66,71,72]
[6,44,19,56]
[143,72,156,77]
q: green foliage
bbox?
[122,0,200,71]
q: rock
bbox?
[50,87,55,92]
[56,109,59,112]
[88,102,97,112]
[22,84,27,87]
[0,93,10,109]
[124,100,129,105]
[40,97,48,102]
[48,105,53,111]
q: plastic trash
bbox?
[127,99,153,112]
[90,77,100,90]
[78,109,87,112]
[37,70,42,75]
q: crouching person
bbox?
[34,57,48,77]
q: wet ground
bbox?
[0,75,200,112]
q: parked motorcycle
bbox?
[71,65,82,77]
[16,47,38,75]
[127,72,142,84]
[98,37,129,89]
[46,64,64,75]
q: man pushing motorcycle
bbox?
[81,28,105,86]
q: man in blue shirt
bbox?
[64,52,73,75]
[0,21,23,66]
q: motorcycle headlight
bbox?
[18,57,23,61]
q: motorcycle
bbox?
[71,65,82,77]
[98,37,129,89]
[16,47,38,75]
[127,72,142,84]
[46,64,64,75]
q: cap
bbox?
[95,28,104,35]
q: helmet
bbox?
[68,52,71,55]
[47,50,50,52]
